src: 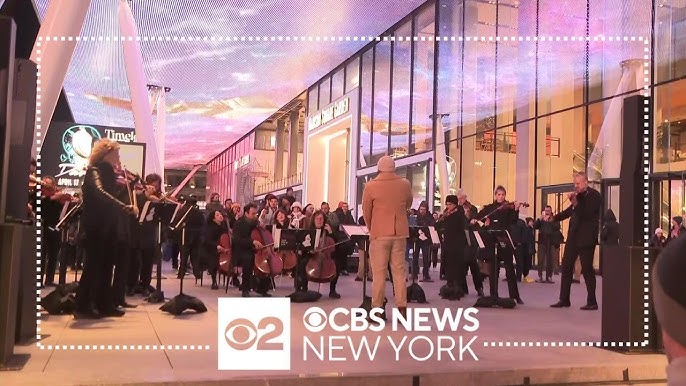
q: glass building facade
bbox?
[210,0,685,239]
[302,0,685,231]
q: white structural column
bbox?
[30,0,91,156]
[434,115,449,210]
[118,0,161,176]
[155,88,166,184]
[287,110,299,178]
[274,119,285,182]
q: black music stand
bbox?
[54,201,81,286]
[160,204,207,315]
[407,226,433,303]
[474,229,516,309]
[140,201,178,304]
[279,228,322,303]
[342,225,377,311]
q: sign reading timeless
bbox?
[308,97,350,130]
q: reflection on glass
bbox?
[655,79,686,172]
[391,21,412,158]
[436,0,463,143]
[655,0,686,83]
[331,68,345,101]
[319,77,331,109]
[396,162,429,208]
[536,107,585,188]
[411,7,435,154]
[460,135,494,210]
[345,57,360,94]
[372,41,391,165]
[308,86,318,114]
[359,49,373,168]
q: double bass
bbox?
[251,226,283,276]
[305,229,337,283]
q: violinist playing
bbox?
[232,203,271,297]
[435,195,468,301]
[130,173,163,298]
[39,175,72,287]
[203,210,229,290]
[457,190,484,297]
[75,139,137,319]
[472,185,524,305]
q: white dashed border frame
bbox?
[34,35,651,351]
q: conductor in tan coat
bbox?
[362,155,414,317]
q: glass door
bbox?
[653,173,686,235]
[539,184,575,271]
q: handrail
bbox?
[254,173,303,195]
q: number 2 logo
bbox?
[224,317,284,351]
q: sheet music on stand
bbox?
[472,231,486,249]
[341,225,369,238]
[428,226,440,245]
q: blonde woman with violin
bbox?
[472,185,525,305]
[75,139,137,319]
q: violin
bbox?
[41,184,73,205]
[305,229,337,283]
[251,225,283,277]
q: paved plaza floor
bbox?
[4,265,668,385]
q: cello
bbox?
[251,225,283,277]
[218,233,232,276]
[305,229,337,283]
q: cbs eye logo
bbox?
[303,307,328,332]
[224,317,284,351]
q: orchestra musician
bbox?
[472,185,524,304]
[232,203,271,297]
[550,172,602,310]
[112,169,142,309]
[177,196,204,280]
[435,195,468,300]
[457,190,484,297]
[130,173,163,297]
[413,201,435,282]
[75,139,137,319]
[289,201,306,228]
[259,194,279,226]
[274,208,291,229]
[39,175,72,287]
[298,210,334,293]
[28,158,38,217]
[203,210,229,290]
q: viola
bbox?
[251,225,283,277]
[218,232,233,276]
[305,229,337,283]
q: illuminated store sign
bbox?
[42,122,136,188]
[309,97,350,130]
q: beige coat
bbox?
[361,172,414,240]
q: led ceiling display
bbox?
[33,0,429,168]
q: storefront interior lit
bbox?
[305,117,352,208]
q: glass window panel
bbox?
[308,86,318,114]
[538,40,585,116]
[462,2,495,136]
[411,7,435,154]
[494,126,518,202]
[372,41,391,165]
[437,0,464,143]
[359,49,374,168]
[538,0,587,36]
[331,67,345,101]
[655,0,686,83]
[391,21,412,158]
[460,135,494,212]
[655,78,686,173]
[443,138,461,211]
[536,107,586,187]
[345,57,360,94]
[319,77,331,108]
